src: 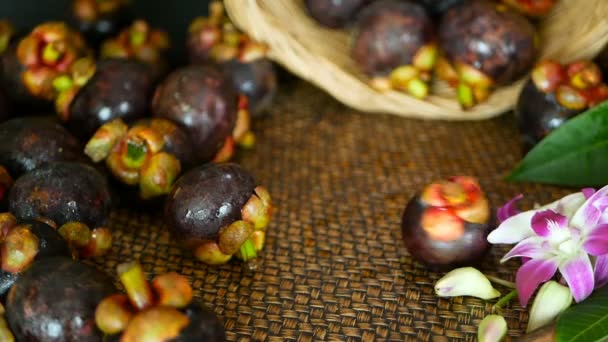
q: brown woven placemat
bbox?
[92,81,573,341]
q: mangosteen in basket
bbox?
[8,161,113,257]
[6,257,116,341]
[0,22,91,111]
[351,0,437,98]
[401,176,492,270]
[95,261,226,341]
[84,117,193,199]
[437,0,537,108]
[501,0,557,17]
[305,0,373,28]
[56,58,155,139]
[100,20,170,81]
[69,0,134,48]
[152,65,250,163]
[0,117,84,178]
[516,60,608,152]
[0,215,71,297]
[164,163,273,267]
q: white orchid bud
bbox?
[478,314,507,342]
[527,281,572,333]
[435,267,500,299]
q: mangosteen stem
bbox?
[239,239,257,262]
[42,42,62,64]
[492,289,518,313]
[485,275,516,289]
[123,140,148,169]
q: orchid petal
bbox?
[500,237,547,263]
[497,194,524,223]
[559,252,595,303]
[516,258,558,307]
[582,188,596,199]
[531,210,568,237]
[527,281,572,333]
[572,185,608,229]
[554,192,587,217]
[434,267,501,300]
[583,224,608,256]
[594,255,608,288]
[478,315,507,342]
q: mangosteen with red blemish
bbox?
[57,58,156,139]
[501,0,557,17]
[516,60,608,152]
[6,257,116,341]
[0,117,85,178]
[8,161,112,230]
[164,163,273,267]
[401,176,493,270]
[437,0,537,108]
[69,0,134,48]
[305,0,374,28]
[351,0,438,98]
[152,65,239,163]
[0,215,71,297]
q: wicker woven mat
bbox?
[92,81,573,341]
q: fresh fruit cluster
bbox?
[0,0,278,339]
[306,0,557,108]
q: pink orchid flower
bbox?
[488,187,608,307]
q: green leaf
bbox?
[507,100,608,187]
[555,285,608,342]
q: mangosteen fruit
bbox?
[437,0,537,108]
[0,215,71,297]
[223,59,277,117]
[164,163,273,266]
[152,65,239,163]
[516,60,608,152]
[417,0,465,17]
[69,0,134,48]
[8,161,112,229]
[0,117,84,178]
[6,257,115,341]
[57,58,155,139]
[401,176,492,270]
[305,0,373,28]
[351,0,437,98]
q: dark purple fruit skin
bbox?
[135,118,195,168]
[351,0,435,77]
[170,302,226,342]
[0,220,71,297]
[152,65,238,163]
[223,59,277,117]
[305,0,373,28]
[515,80,581,152]
[418,0,465,17]
[0,117,85,178]
[165,163,256,244]
[6,257,115,342]
[0,87,10,122]
[69,5,133,48]
[439,0,537,84]
[68,58,155,139]
[9,161,112,228]
[401,195,492,270]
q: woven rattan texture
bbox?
[92,81,572,341]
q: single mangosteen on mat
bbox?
[69,0,134,48]
[6,257,116,341]
[401,176,493,270]
[516,60,608,152]
[164,163,273,268]
[304,0,374,28]
[94,261,226,341]
[55,58,155,139]
[437,0,537,108]
[351,0,438,98]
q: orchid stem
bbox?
[492,289,518,313]
[485,275,516,289]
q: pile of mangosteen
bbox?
[0,0,276,339]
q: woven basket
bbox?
[224,0,608,120]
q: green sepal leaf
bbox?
[555,284,608,342]
[507,101,608,187]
